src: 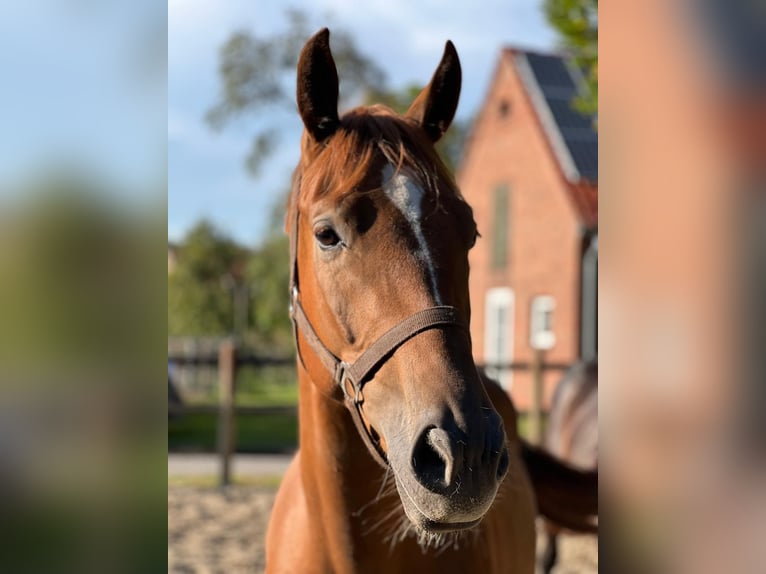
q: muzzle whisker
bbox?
[353,466,396,518]
[362,501,406,537]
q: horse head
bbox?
[290,28,509,534]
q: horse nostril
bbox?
[496,447,510,481]
[412,427,462,490]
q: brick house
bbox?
[457,47,598,410]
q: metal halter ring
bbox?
[337,362,363,404]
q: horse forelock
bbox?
[294,105,460,214]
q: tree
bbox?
[167,221,247,336]
[206,9,386,176]
[544,0,598,117]
[207,9,468,174]
[246,233,292,350]
[245,194,293,352]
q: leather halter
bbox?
[288,177,469,469]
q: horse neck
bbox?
[297,367,401,560]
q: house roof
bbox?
[496,47,598,228]
[569,181,598,229]
[509,48,598,185]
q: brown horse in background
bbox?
[266,29,596,573]
[540,361,598,573]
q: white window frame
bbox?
[530,295,556,350]
[484,287,515,390]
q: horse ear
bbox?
[296,28,340,144]
[406,40,461,142]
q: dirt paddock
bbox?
[168,485,597,573]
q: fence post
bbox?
[218,339,237,487]
[530,348,545,445]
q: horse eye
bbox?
[314,226,342,249]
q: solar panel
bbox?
[701,0,766,89]
[524,52,598,183]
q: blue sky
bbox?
[0,2,556,245]
[0,1,166,200]
[170,1,556,246]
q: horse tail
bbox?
[519,440,598,534]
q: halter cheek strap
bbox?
[288,185,468,469]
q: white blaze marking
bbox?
[381,164,443,305]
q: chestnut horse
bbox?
[266,29,596,573]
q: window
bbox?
[491,185,510,270]
[530,295,556,350]
[484,287,514,389]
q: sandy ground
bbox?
[168,485,597,573]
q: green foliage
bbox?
[167,221,247,337]
[246,234,292,349]
[167,274,232,336]
[235,365,298,406]
[168,206,295,350]
[242,190,294,351]
[168,411,297,453]
[544,0,598,117]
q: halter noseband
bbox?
[288,181,469,469]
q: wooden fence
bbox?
[169,341,570,486]
[169,341,294,486]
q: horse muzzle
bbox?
[390,410,510,532]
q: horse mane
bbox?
[296,104,461,210]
